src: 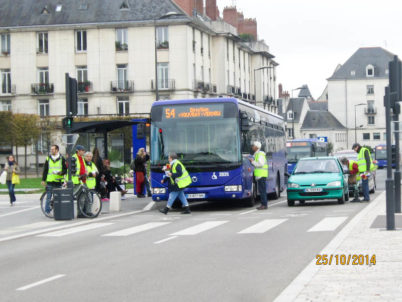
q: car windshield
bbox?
[287,146,312,163]
[294,159,340,174]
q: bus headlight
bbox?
[153,188,166,194]
[225,185,242,192]
[327,181,341,187]
[288,183,300,188]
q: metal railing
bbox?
[110,81,134,93]
[31,83,54,95]
[151,79,175,91]
[78,81,93,93]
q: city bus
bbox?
[286,139,328,174]
[375,144,396,169]
[150,98,287,206]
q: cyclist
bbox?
[41,145,67,214]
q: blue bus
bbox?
[150,98,287,206]
[286,139,328,174]
[375,144,396,169]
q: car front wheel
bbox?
[287,199,295,207]
[338,192,345,204]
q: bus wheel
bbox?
[244,183,257,207]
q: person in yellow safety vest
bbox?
[340,157,360,202]
[41,145,67,214]
[84,152,98,190]
[71,145,87,186]
[159,152,192,215]
[352,143,373,202]
[249,141,269,210]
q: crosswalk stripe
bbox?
[38,223,113,237]
[307,217,348,232]
[0,221,65,235]
[103,222,170,237]
[238,219,287,234]
[171,221,228,236]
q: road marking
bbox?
[0,206,40,218]
[154,236,178,244]
[238,209,257,215]
[307,217,348,232]
[274,192,385,302]
[16,274,65,291]
[171,221,228,236]
[38,223,113,237]
[143,201,155,211]
[0,221,65,235]
[103,222,170,237]
[238,219,287,234]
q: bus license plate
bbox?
[305,188,323,193]
[186,194,205,199]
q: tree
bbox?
[0,111,13,150]
[12,114,41,178]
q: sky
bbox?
[218,0,402,99]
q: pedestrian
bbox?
[159,153,192,215]
[41,145,67,213]
[102,158,127,199]
[132,148,151,198]
[72,145,87,186]
[352,143,374,202]
[4,155,20,206]
[249,141,269,210]
[84,152,98,190]
[340,157,360,202]
[92,147,104,194]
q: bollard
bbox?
[109,191,121,212]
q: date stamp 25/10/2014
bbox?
[316,254,376,266]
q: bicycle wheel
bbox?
[77,190,102,218]
[40,191,54,218]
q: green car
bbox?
[287,157,349,206]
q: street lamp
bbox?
[154,12,183,101]
[354,103,366,144]
[254,66,274,106]
[290,87,303,139]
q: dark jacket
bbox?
[133,154,149,173]
[163,162,183,192]
[42,155,67,184]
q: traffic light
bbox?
[65,74,78,116]
[62,117,74,129]
[70,157,77,175]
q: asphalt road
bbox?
[0,170,387,302]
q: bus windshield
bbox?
[376,148,387,160]
[151,103,241,166]
[287,146,312,163]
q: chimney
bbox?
[195,0,203,15]
[238,18,257,40]
[173,0,195,16]
[223,6,239,28]
[278,84,283,97]
[206,0,217,20]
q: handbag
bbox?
[12,172,20,185]
[0,171,6,185]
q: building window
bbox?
[200,32,204,56]
[0,100,11,111]
[117,64,127,90]
[115,28,128,51]
[192,28,196,53]
[367,100,375,114]
[373,133,380,140]
[77,98,88,116]
[37,32,48,54]
[208,35,211,57]
[38,100,49,117]
[1,69,11,94]
[157,63,169,89]
[350,70,355,76]
[77,66,88,83]
[117,97,129,116]
[38,68,49,84]
[226,39,229,61]
[383,132,387,140]
[76,30,87,52]
[232,41,235,62]
[363,133,370,140]
[367,85,374,95]
[366,65,374,77]
[368,116,375,125]
[287,111,294,120]
[1,33,10,55]
[156,26,169,49]
[37,133,50,154]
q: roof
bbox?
[285,98,305,123]
[0,0,190,28]
[71,120,147,133]
[301,111,345,130]
[298,85,313,99]
[328,47,395,80]
[308,101,328,111]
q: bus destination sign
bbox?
[163,104,224,120]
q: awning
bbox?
[71,119,149,133]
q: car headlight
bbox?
[153,188,166,194]
[225,185,242,192]
[288,183,300,188]
[327,181,341,187]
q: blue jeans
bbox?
[167,190,189,208]
[143,173,151,196]
[6,181,16,203]
[257,177,268,206]
[362,178,370,201]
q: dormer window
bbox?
[41,6,49,15]
[287,111,294,120]
[120,1,130,10]
[350,70,356,76]
[55,4,62,12]
[366,64,374,77]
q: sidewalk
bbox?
[276,191,402,302]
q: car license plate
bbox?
[305,188,323,193]
[186,193,205,199]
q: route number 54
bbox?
[165,108,176,119]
